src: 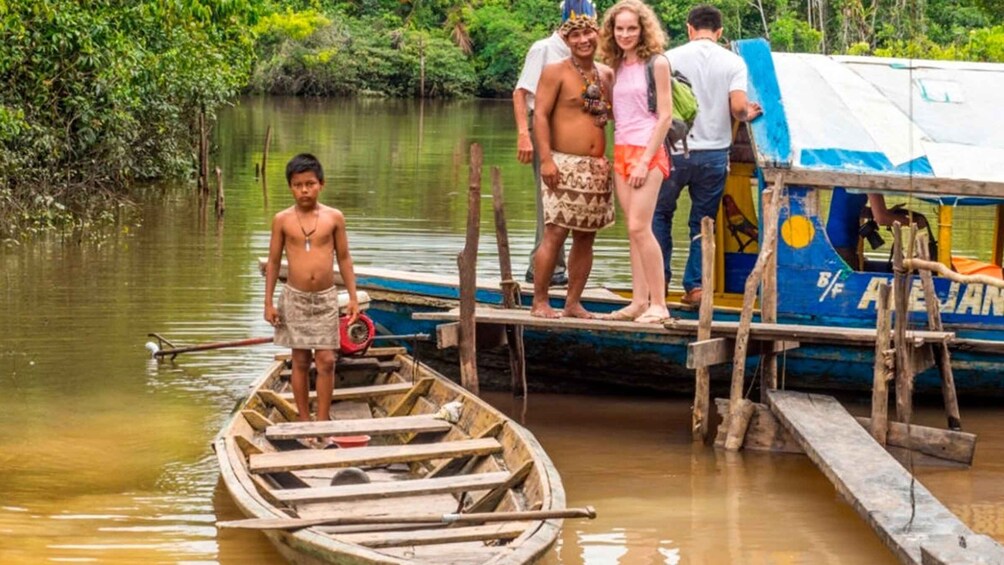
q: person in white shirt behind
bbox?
[513,7,571,286]
[651,4,762,306]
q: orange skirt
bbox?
[613,144,670,180]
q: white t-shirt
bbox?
[665,40,748,151]
[515,32,570,111]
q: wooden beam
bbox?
[274,471,510,504]
[917,235,962,431]
[413,308,955,345]
[714,398,803,453]
[437,322,460,349]
[724,398,756,451]
[871,282,893,445]
[729,179,780,442]
[387,378,435,417]
[277,382,414,404]
[458,144,482,395]
[761,186,780,397]
[694,216,715,442]
[762,167,1004,199]
[464,460,534,514]
[854,417,975,465]
[249,438,503,474]
[490,166,527,403]
[893,223,914,424]
[242,410,274,433]
[688,338,799,369]
[922,534,1004,565]
[767,390,1003,565]
[687,338,731,370]
[257,389,299,422]
[265,415,452,440]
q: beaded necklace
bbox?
[570,58,609,127]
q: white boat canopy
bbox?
[735,39,1004,199]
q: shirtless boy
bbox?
[264,153,359,431]
[531,0,615,319]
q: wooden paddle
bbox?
[148,333,432,359]
[217,506,597,530]
[150,336,274,359]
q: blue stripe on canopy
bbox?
[800,149,934,176]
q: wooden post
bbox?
[994,204,1004,267]
[760,183,780,400]
[727,176,781,450]
[870,282,892,445]
[457,144,482,395]
[892,222,913,424]
[490,167,526,405]
[917,234,962,430]
[693,216,715,442]
[197,110,207,196]
[262,125,273,202]
[214,167,225,218]
[419,36,426,99]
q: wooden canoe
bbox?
[214,346,566,564]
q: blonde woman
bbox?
[600,0,673,323]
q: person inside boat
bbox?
[264,153,360,446]
[826,187,929,271]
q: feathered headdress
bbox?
[559,0,598,37]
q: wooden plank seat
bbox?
[274,471,510,504]
[334,523,527,548]
[249,438,503,474]
[266,415,452,440]
[276,382,414,403]
[278,357,402,378]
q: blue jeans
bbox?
[652,149,729,292]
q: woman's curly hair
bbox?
[599,0,667,69]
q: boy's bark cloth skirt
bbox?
[542,151,615,232]
[275,284,341,351]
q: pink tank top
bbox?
[612,61,657,147]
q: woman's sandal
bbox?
[602,305,646,321]
[635,312,671,324]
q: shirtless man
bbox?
[264,153,359,436]
[531,0,615,319]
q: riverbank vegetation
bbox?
[0,1,257,238]
[1,0,1002,237]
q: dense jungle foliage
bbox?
[1,0,1002,237]
[0,0,258,236]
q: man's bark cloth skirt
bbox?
[541,151,615,232]
[274,284,341,351]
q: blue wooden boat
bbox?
[272,42,1004,395]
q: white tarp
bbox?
[770,53,1004,183]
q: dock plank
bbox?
[249,438,502,474]
[767,390,1004,565]
[266,415,452,440]
[413,308,954,346]
[275,471,509,504]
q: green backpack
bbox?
[645,55,699,157]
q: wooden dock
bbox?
[767,390,1004,565]
[413,307,954,346]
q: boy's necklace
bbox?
[295,208,318,252]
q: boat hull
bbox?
[215,348,565,564]
[358,275,1004,397]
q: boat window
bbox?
[820,189,1001,274]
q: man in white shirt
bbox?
[514,20,570,286]
[652,4,762,305]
